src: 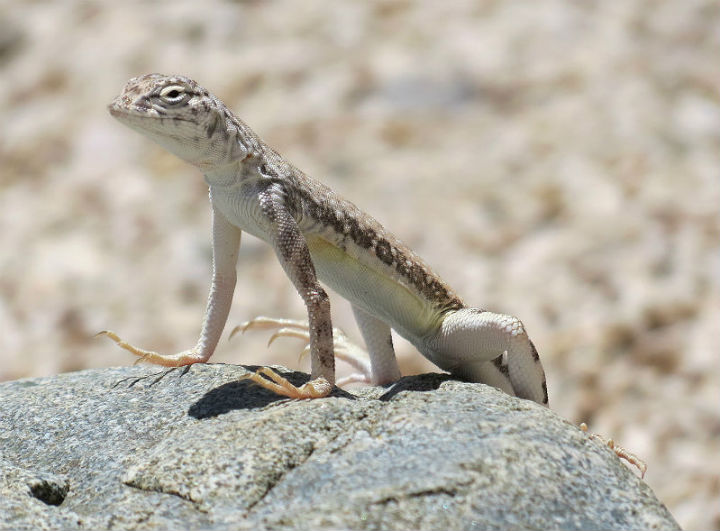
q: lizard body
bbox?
[104,73,548,405]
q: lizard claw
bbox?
[241,367,332,399]
[229,316,307,340]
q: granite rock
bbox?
[0,365,680,530]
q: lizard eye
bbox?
[159,85,188,104]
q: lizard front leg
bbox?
[99,202,241,366]
[239,184,335,399]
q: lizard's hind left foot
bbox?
[580,423,647,478]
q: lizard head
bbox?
[108,74,249,172]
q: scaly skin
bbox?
[103,73,548,405]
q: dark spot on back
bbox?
[394,258,409,278]
[347,218,372,248]
[375,239,394,265]
[332,214,345,235]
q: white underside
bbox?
[305,234,442,344]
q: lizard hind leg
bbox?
[350,305,401,385]
[429,308,548,406]
[580,423,647,478]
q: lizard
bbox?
[101,73,549,406]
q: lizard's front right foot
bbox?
[242,367,333,399]
[96,330,207,367]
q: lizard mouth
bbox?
[107,93,161,117]
[107,101,147,119]
[107,104,125,117]
[108,102,195,124]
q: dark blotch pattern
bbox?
[529,339,540,361]
[375,239,394,265]
[492,355,510,377]
[277,175,464,312]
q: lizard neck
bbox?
[203,149,266,187]
[203,164,238,187]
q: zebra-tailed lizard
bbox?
[101,74,648,477]
[101,73,548,404]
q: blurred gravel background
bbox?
[0,1,718,528]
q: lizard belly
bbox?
[305,235,440,342]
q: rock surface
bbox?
[0,365,679,530]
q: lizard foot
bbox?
[580,423,647,478]
[241,367,332,399]
[231,316,372,385]
[96,330,207,367]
